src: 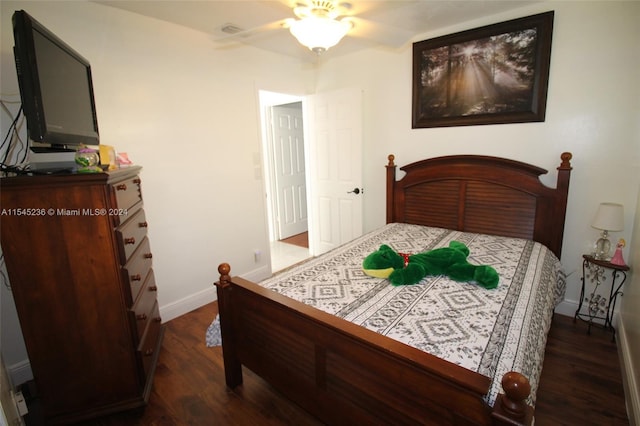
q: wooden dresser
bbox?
[0,166,163,424]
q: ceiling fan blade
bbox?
[341,0,420,18]
[212,19,290,44]
[346,16,415,48]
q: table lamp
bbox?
[591,202,624,260]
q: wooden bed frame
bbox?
[216,152,573,425]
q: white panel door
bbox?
[272,103,308,239]
[307,88,363,255]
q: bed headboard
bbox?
[386,152,573,259]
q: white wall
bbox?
[0,1,315,382]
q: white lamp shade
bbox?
[591,202,624,231]
[289,17,350,53]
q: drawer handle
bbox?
[149,285,158,292]
[131,274,142,281]
[124,237,136,245]
[137,313,147,321]
[143,253,153,259]
[144,348,154,357]
[133,178,141,184]
[154,317,162,323]
[138,221,148,228]
[116,184,127,191]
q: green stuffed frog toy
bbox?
[362,241,499,289]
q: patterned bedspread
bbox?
[255,223,565,406]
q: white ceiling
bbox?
[94,0,539,62]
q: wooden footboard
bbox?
[216,263,533,425]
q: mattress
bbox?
[209,222,565,405]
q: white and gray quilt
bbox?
[208,222,565,406]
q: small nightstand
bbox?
[574,254,629,340]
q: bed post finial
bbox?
[559,152,572,170]
[492,371,533,425]
[218,263,231,288]
[387,154,395,167]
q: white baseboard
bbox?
[159,286,217,323]
[158,264,271,323]
[240,264,272,283]
[1,354,25,426]
[554,299,578,317]
[618,318,639,426]
[7,359,32,389]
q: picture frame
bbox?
[412,11,554,128]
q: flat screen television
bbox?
[12,10,99,151]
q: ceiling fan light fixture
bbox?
[289,16,351,54]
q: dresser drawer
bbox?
[122,238,153,305]
[131,271,159,342]
[137,301,162,378]
[112,175,142,211]
[116,209,149,264]
[110,174,143,227]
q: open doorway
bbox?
[259,91,311,272]
[259,87,364,272]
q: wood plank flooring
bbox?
[24,303,629,425]
[280,231,309,249]
[535,314,629,425]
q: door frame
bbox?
[259,88,363,265]
[269,101,308,241]
[258,90,310,244]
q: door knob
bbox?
[347,188,362,195]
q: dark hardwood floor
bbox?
[535,314,628,425]
[23,303,629,425]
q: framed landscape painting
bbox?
[412,11,554,128]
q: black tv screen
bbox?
[12,10,99,148]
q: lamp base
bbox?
[594,235,611,260]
